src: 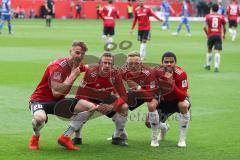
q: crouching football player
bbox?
[146,51,191,147]
[57,52,129,150]
[28,41,88,150]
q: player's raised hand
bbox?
[164,67,173,79]
[70,67,81,79]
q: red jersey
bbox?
[205,13,226,37]
[75,65,127,106]
[121,65,156,90]
[100,4,119,27]
[132,6,161,31]
[30,58,86,102]
[155,66,188,102]
[226,3,240,21]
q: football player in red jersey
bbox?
[28,41,88,150]
[100,0,119,50]
[226,0,240,41]
[58,52,129,148]
[146,52,191,147]
[121,52,173,147]
[204,3,226,72]
[130,0,163,60]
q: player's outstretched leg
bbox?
[58,111,93,150]
[58,100,97,150]
[28,110,47,150]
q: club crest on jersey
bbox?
[90,71,97,77]
[182,80,188,88]
[53,72,61,80]
[150,81,155,89]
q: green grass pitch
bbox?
[0,19,240,160]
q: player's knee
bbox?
[33,111,47,124]
[74,99,97,113]
[147,99,158,112]
[178,101,189,114]
[147,103,155,112]
[118,103,128,116]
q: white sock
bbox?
[232,29,237,41]
[214,53,220,69]
[102,35,107,43]
[148,111,159,140]
[107,37,113,49]
[229,28,233,36]
[75,128,82,138]
[32,119,45,136]
[112,113,127,138]
[64,111,92,137]
[206,53,212,66]
[140,43,146,58]
[159,122,168,130]
[179,112,190,141]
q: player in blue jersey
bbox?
[0,0,12,34]
[161,0,175,30]
[172,0,191,36]
[217,0,225,16]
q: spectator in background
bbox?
[75,3,81,19]
[127,2,133,19]
[196,1,205,17]
[29,8,35,19]
[96,2,101,19]
[15,5,20,18]
[19,6,25,19]
[45,0,55,27]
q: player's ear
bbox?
[112,57,114,66]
